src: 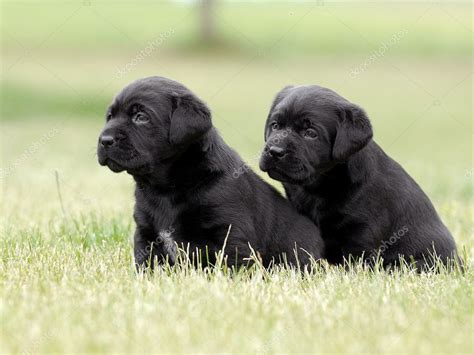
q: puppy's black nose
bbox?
[268,146,286,159]
[100,135,116,148]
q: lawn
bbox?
[1,1,473,354]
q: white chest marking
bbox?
[158,228,177,263]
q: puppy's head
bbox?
[97,76,212,175]
[259,85,373,183]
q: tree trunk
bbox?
[200,0,215,43]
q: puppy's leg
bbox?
[133,225,166,271]
[134,227,152,271]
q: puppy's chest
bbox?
[288,187,350,230]
[146,196,179,235]
[140,189,224,249]
[145,195,205,245]
[287,187,323,222]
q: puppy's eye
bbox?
[106,113,112,121]
[304,128,318,139]
[271,122,279,130]
[132,114,149,125]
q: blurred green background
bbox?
[1,0,472,230]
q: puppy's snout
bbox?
[99,131,126,148]
[100,135,116,148]
[268,146,286,159]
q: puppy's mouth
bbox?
[260,157,308,183]
[98,150,149,174]
[267,166,308,184]
[100,158,127,173]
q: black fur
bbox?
[260,85,458,270]
[97,77,324,269]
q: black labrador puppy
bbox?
[259,85,458,270]
[97,77,324,269]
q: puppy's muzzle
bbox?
[266,145,286,159]
[99,134,116,148]
[260,144,288,172]
[99,131,126,149]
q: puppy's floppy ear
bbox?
[264,85,294,141]
[269,85,294,113]
[332,103,373,161]
[169,92,212,146]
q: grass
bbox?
[1,1,473,354]
[1,210,472,353]
[1,216,472,353]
